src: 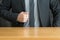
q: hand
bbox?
[17,12,29,22]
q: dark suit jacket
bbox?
[0,0,60,27]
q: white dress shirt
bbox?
[25,0,39,27]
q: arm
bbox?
[50,0,60,26]
[0,0,29,23]
[0,0,18,23]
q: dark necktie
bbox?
[29,0,34,27]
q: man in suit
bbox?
[0,0,60,27]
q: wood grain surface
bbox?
[0,27,60,40]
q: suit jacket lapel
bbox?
[37,0,50,26]
[22,0,25,8]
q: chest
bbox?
[11,0,50,13]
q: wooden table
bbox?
[0,27,60,40]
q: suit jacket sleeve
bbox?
[50,0,60,26]
[0,0,18,23]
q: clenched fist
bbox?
[17,12,29,22]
